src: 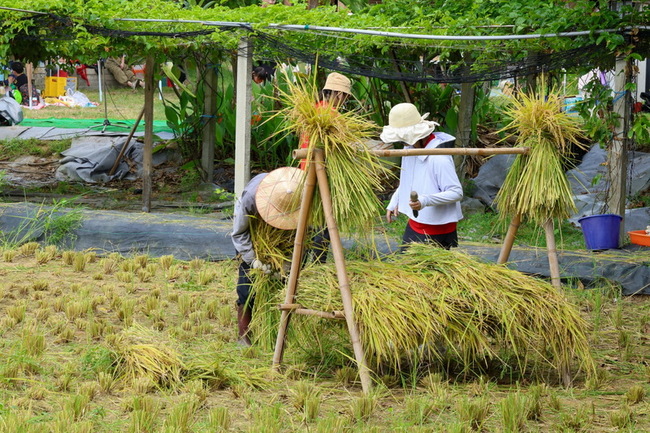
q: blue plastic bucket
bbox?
[578,214,622,250]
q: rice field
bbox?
[0,243,649,432]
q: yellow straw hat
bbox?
[255,167,305,230]
[323,72,352,95]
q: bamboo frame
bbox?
[497,213,521,264]
[313,150,372,392]
[293,146,529,160]
[275,144,566,394]
[543,219,562,288]
[278,304,345,319]
[272,159,318,368]
[273,149,372,394]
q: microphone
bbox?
[410,191,419,218]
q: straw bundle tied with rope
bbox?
[494,86,588,224]
[270,70,394,234]
[256,244,595,381]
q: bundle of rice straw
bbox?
[494,85,587,224]
[108,323,184,387]
[272,71,394,233]
[249,216,295,273]
[292,244,595,380]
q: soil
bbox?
[1,154,237,213]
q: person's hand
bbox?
[386,207,399,224]
[409,200,422,211]
[251,259,271,274]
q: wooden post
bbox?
[234,37,253,199]
[389,49,411,104]
[142,55,155,213]
[455,79,475,172]
[272,161,318,368]
[497,214,521,265]
[608,56,631,241]
[201,63,218,183]
[456,81,475,149]
[313,150,372,393]
[543,219,562,288]
[26,62,33,108]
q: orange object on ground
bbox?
[628,230,650,246]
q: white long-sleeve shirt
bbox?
[231,173,267,265]
[387,132,463,225]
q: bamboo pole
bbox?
[26,62,33,108]
[497,213,521,264]
[272,161,317,369]
[141,55,155,213]
[293,147,528,160]
[543,219,562,288]
[313,150,372,393]
[278,304,345,319]
[295,308,346,320]
[278,303,302,310]
[109,106,145,176]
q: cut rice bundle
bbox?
[495,87,587,224]
[292,244,595,380]
[272,72,394,234]
[108,323,184,388]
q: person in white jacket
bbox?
[380,103,463,249]
[231,167,304,346]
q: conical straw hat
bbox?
[255,167,305,230]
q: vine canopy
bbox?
[0,0,647,82]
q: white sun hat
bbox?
[255,167,305,230]
[380,103,439,146]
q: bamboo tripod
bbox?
[272,148,373,393]
[271,145,551,393]
[497,214,562,288]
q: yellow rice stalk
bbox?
[249,216,295,274]
[271,72,394,233]
[108,323,184,388]
[292,244,595,381]
[185,343,272,390]
[495,86,588,224]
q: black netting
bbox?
[251,31,607,83]
[8,10,646,83]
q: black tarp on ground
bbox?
[458,243,650,296]
[1,202,648,295]
[0,202,235,261]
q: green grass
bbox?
[383,207,585,250]
[26,87,175,122]
[0,138,71,160]
[459,211,585,249]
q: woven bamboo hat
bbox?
[323,72,352,95]
[256,167,305,230]
[380,103,439,145]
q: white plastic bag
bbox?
[0,95,24,125]
[67,89,92,107]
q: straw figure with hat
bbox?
[231,167,304,346]
[298,72,353,171]
[381,103,463,249]
[293,71,354,263]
